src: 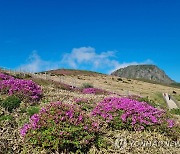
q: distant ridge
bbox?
[111,65,175,84]
[43,69,103,76]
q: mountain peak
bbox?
[111,64,175,84]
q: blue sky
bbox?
[0,0,180,82]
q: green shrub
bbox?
[14,73,24,79]
[42,98,50,104]
[0,115,13,122]
[82,83,94,89]
[0,97,2,104]
[74,98,93,112]
[14,73,32,79]
[19,107,27,113]
[27,106,40,116]
[170,108,180,115]
[137,96,157,107]
[24,74,32,79]
[1,95,21,112]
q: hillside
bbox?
[111,65,175,84]
[0,68,180,153]
[42,68,103,76]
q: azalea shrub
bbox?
[0,77,42,102]
[20,102,101,153]
[82,88,110,95]
[91,97,176,132]
[0,72,14,80]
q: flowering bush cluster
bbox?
[91,97,175,131]
[0,72,14,80]
[82,88,110,95]
[20,102,100,152]
[0,73,42,101]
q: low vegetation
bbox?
[26,106,40,116]
[0,95,21,112]
[151,92,167,109]
[81,82,94,88]
[170,108,180,115]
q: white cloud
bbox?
[61,47,116,69]
[17,47,153,73]
[18,51,59,72]
[61,47,153,74]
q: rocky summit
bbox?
[111,65,175,84]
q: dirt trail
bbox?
[163,93,178,109]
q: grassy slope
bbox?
[44,69,180,107]
[42,68,103,76]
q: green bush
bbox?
[170,108,180,115]
[0,115,13,122]
[137,96,157,107]
[14,73,32,79]
[82,83,94,88]
[27,106,40,116]
[0,97,2,104]
[14,73,24,79]
[1,95,21,112]
[19,107,27,113]
[75,98,93,112]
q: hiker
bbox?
[168,94,171,100]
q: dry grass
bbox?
[41,71,180,107]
